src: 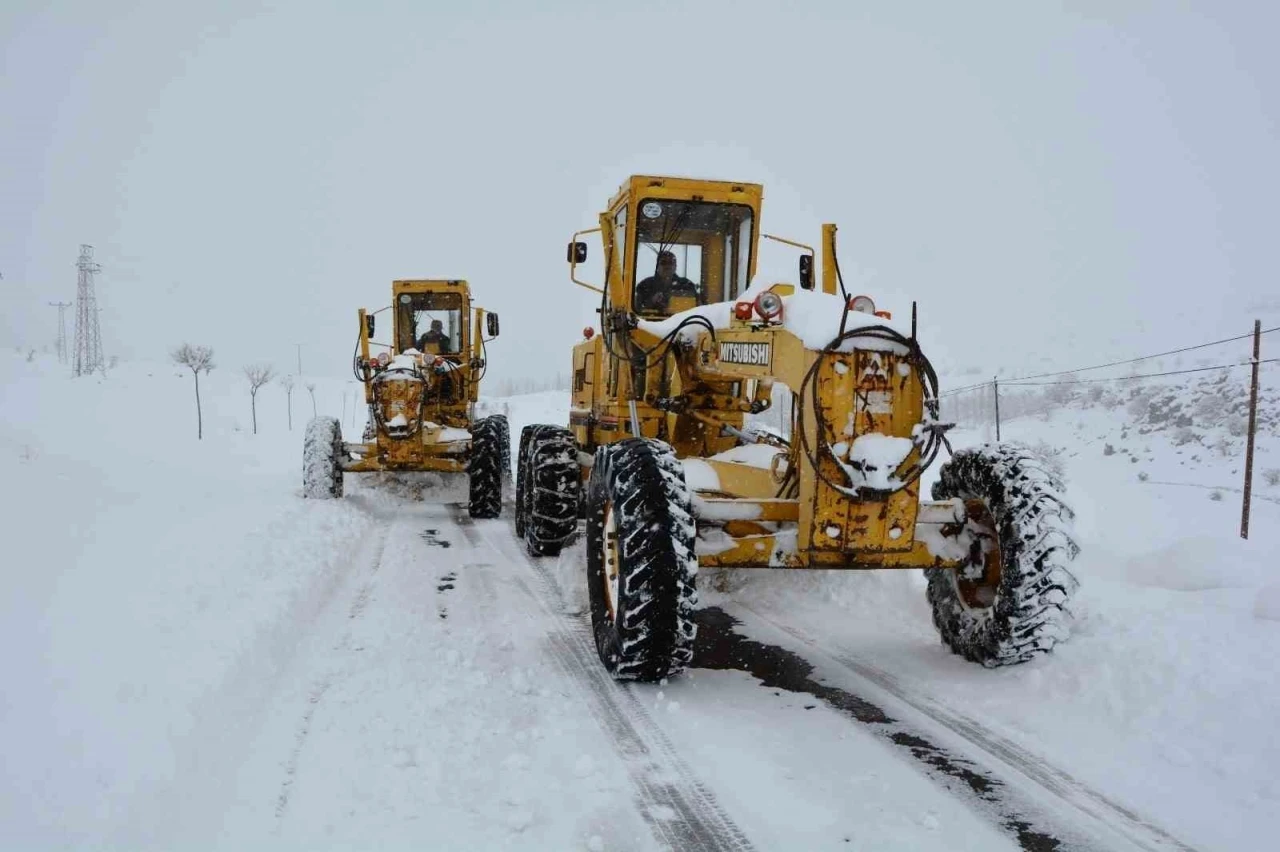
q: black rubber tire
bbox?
[492,414,511,487]
[587,438,698,682]
[519,425,580,557]
[927,442,1080,667]
[467,415,504,519]
[303,416,344,499]
[514,424,537,538]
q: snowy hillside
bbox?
[2,351,1277,851]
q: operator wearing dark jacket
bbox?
[417,319,452,353]
[635,250,697,313]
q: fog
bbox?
[4,0,1278,386]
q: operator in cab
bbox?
[635,250,698,314]
[417,319,452,354]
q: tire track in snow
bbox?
[452,506,755,852]
[272,516,392,827]
[734,605,1198,852]
[112,494,397,849]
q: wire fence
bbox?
[933,321,1276,538]
[937,325,1278,435]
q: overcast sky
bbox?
[3,0,1278,385]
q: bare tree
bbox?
[306,382,317,416]
[243,364,275,435]
[171,344,215,440]
[281,374,295,431]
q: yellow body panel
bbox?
[566,175,966,572]
[341,279,498,475]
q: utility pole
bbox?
[72,245,105,376]
[993,378,1002,442]
[48,301,72,363]
[1241,320,1262,539]
[296,343,303,376]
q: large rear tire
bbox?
[517,425,580,557]
[587,438,698,682]
[927,443,1080,667]
[303,416,344,499]
[468,415,505,519]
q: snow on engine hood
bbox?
[636,280,914,355]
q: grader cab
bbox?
[303,279,509,519]
[517,175,1080,683]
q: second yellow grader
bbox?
[304,278,509,518]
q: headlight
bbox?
[849,295,876,314]
[755,291,784,321]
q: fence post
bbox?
[993,378,1001,442]
[1241,320,1262,539]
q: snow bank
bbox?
[1123,535,1270,591]
[0,353,388,845]
[1255,583,1280,622]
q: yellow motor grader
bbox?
[304,278,509,518]
[516,175,1079,682]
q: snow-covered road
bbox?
[5,355,1276,850]
[103,477,1190,851]
[101,476,1037,851]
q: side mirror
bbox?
[486,312,500,338]
[799,255,814,291]
[365,314,376,337]
[567,241,588,264]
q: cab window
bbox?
[630,199,754,317]
[397,291,464,356]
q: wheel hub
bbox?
[602,502,621,621]
[954,498,1002,610]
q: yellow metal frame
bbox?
[343,278,496,475]
[570,227,604,294]
[565,175,970,573]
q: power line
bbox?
[939,324,1280,396]
[1005,326,1280,383]
[939,380,994,399]
[1002,359,1279,387]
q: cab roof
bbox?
[607,175,764,212]
[391,279,470,293]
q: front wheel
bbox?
[926,443,1080,667]
[303,416,344,499]
[587,438,698,682]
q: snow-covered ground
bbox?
[3,351,1277,850]
[536,369,1280,851]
